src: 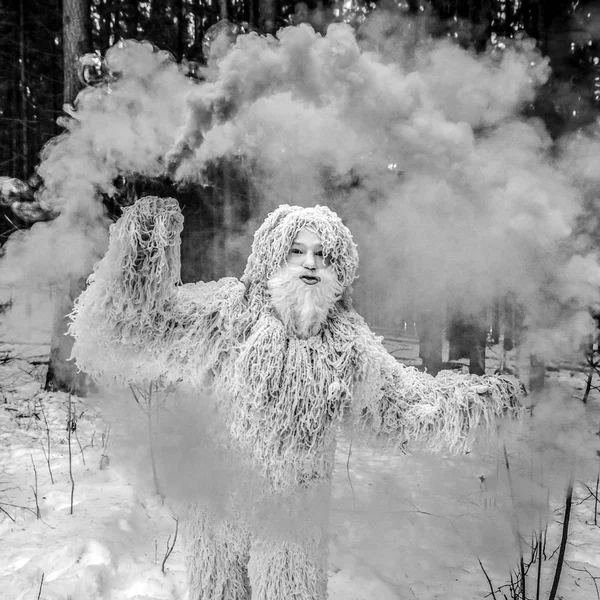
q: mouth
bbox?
[300,275,321,286]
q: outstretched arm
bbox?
[69,196,246,387]
[349,317,524,453]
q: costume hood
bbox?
[241,204,359,291]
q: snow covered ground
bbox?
[1,334,600,600]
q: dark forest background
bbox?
[3,0,600,240]
[2,0,598,199]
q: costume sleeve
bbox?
[349,316,524,453]
[68,196,246,387]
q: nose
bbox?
[303,252,316,270]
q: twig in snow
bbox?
[346,438,356,511]
[25,399,41,431]
[578,479,600,525]
[1,500,37,517]
[37,399,54,484]
[0,500,54,527]
[30,455,40,519]
[477,557,498,600]
[582,364,595,404]
[582,338,600,404]
[161,517,179,574]
[100,423,111,470]
[548,479,574,600]
[590,473,600,527]
[67,393,75,515]
[39,441,54,485]
[36,573,44,599]
[0,504,15,522]
[74,429,86,466]
[535,528,545,600]
[503,444,526,600]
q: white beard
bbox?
[267,264,343,339]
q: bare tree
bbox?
[63,0,92,104]
[44,0,92,395]
[45,278,91,395]
[219,0,228,21]
[259,0,275,32]
[18,0,28,176]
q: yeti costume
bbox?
[69,196,523,600]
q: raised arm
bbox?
[348,316,524,453]
[69,196,246,387]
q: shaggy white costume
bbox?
[69,197,523,600]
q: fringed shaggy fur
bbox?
[69,197,524,600]
[185,501,328,600]
[69,197,247,388]
[347,310,525,453]
[248,530,329,600]
[185,503,252,600]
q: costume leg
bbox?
[185,502,251,600]
[248,527,329,600]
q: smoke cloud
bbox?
[0,14,597,360]
[165,17,597,360]
[0,40,192,291]
[105,386,332,543]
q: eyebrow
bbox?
[291,241,323,249]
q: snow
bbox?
[1,338,600,600]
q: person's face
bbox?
[286,227,329,285]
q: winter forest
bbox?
[2,0,600,598]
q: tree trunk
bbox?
[193,0,203,49]
[418,309,444,376]
[175,0,185,59]
[126,0,140,39]
[258,0,275,33]
[45,0,93,396]
[248,0,257,28]
[63,0,91,105]
[537,0,548,55]
[529,355,545,392]
[113,1,123,43]
[219,0,228,21]
[45,278,93,396]
[11,56,19,178]
[448,310,488,374]
[98,0,112,50]
[468,326,487,375]
[18,0,28,179]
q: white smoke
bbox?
[0,40,193,290]
[163,17,599,361]
[0,41,195,344]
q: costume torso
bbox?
[216,310,358,491]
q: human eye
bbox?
[290,248,303,254]
[316,251,324,257]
